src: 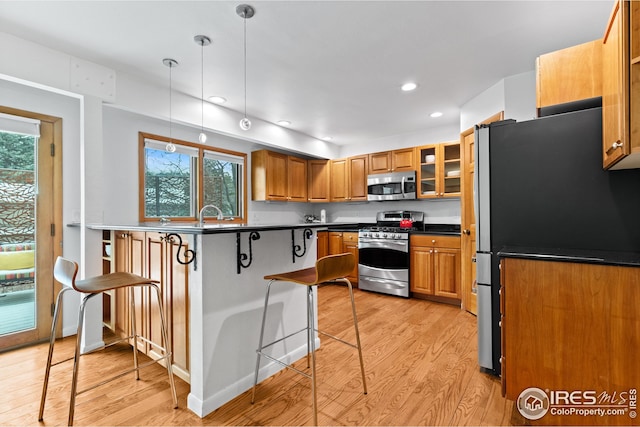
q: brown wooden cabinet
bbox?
[417,142,460,199]
[536,39,603,112]
[330,155,368,202]
[601,0,640,170]
[368,148,416,174]
[251,149,308,201]
[602,0,629,169]
[410,235,461,301]
[501,256,640,425]
[342,232,359,285]
[327,231,359,285]
[113,230,190,382]
[307,159,330,202]
[316,230,329,258]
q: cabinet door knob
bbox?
[432,239,436,243]
[463,229,471,235]
[612,141,623,150]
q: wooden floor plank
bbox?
[0,286,515,426]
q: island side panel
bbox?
[188,229,318,417]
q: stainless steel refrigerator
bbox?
[473,102,640,376]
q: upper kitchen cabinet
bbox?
[601,0,640,170]
[251,150,307,202]
[307,159,330,202]
[368,148,416,174]
[330,155,368,202]
[417,142,460,199]
[536,39,603,112]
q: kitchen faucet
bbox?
[199,204,224,224]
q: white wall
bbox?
[340,122,460,158]
[0,31,340,160]
[103,106,311,225]
[460,70,536,132]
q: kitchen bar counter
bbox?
[498,246,640,267]
[86,221,358,234]
[86,224,338,418]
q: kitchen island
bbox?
[88,221,354,417]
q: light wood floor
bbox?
[0,285,519,426]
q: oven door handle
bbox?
[358,239,409,248]
[401,176,405,198]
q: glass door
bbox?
[0,110,61,351]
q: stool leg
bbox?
[306,290,310,369]
[251,279,273,404]
[345,278,367,395]
[129,286,140,380]
[68,293,98,426]
[308,286,318,426]
[38,287,70,421]
[150,283,178,408]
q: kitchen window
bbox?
[139,132,246,222]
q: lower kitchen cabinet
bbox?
[327,231,359,286]
[317,230,329,258]
[500,256,640,426]
[410,235,461,302]
[113,230,190,382]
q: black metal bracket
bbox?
[163,233,197,269]
[237,231,261,274]
[292,228,313,263]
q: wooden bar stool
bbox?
[251,253,367,425]
[38,256,178,426]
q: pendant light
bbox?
[163,58,179,153]
[237,4,255,131]
[194,35,211,143]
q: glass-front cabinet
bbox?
[417,141,460,199]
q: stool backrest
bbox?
[315,253,355,283]
[54,256,78,289]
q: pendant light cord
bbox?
[243,11,247,119]
[169,63,173,142]
[201,40,205,134]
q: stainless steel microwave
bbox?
[367,171,417,201]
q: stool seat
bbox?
[75,272,159,293]
[264,252,355,286]
[39,256,177,426]
[252,252,367,425]
[264,267,317,285]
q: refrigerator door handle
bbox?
[476,252,492,285]
[477,283,493,370]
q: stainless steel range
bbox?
[358,211,424,298]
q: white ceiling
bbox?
[0,0,612,145]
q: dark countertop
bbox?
[411,230,461,236]
[498,246,640,268]
[86,222,360,235]
[324,223,461,236]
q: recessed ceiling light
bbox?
[322,136,333,141]
[277,120,291,126]
[401,82,417,92]
[430,111,443,118]
[208,96,227,104]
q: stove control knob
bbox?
[382,233,387,238]
[373,233,379,238]
[395,234,401,239]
